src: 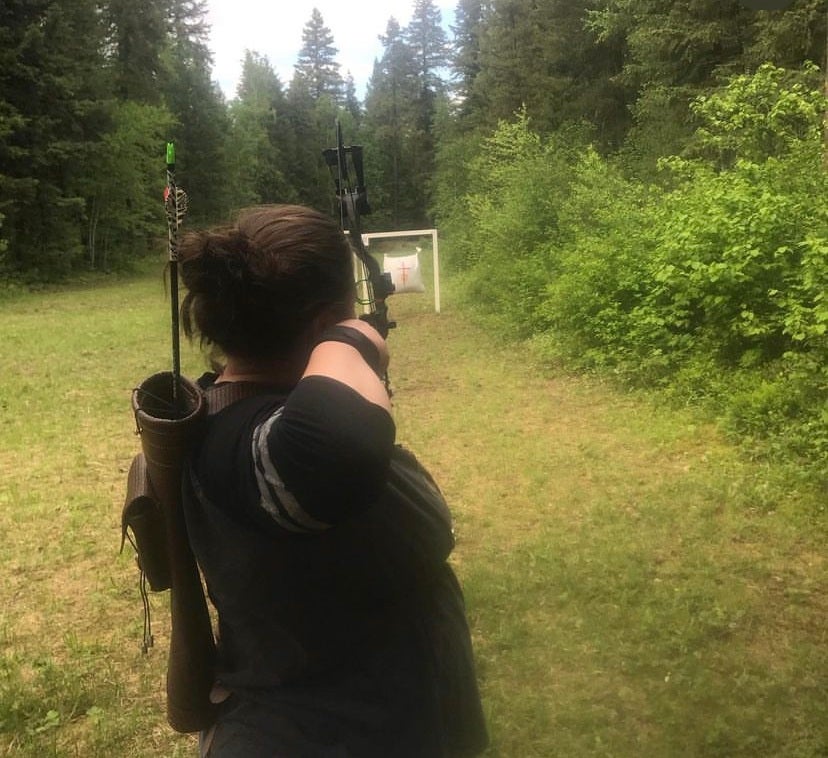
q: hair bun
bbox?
[179,204,354,360]
[182,230,252,297]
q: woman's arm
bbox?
[302,318,391,413]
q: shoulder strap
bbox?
[204,381,280,416]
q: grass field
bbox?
[0,259,826,756]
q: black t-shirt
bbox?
[196,375,395,533]
[184,375,488,757]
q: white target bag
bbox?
[383,252,425,293]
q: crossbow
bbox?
[323,121,396,343]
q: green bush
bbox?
[451,110,586,335]
[449,65,827,475]
[634,150,827,369]
[536,149,660,374]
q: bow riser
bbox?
[323,121,396,340]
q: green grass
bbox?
[0,262,825,756]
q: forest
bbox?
[1,0,826,475]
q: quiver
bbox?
[122,371,217,733]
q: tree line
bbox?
[1,0,825,472]
[437,0,826,477]
[0,0,452,278]
[1,0,823,276]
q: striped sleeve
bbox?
[251,407,333,534]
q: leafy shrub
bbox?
[689,62,825,167]
[452,110,586,335]
[449,65,827,474]
[536,149,661,374]
[634,150,828,369]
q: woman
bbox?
[177,205,488,757]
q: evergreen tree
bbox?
[293,8,344,102]
[401,1,453,225]
[229,51,296,207]
[344,71,362,124]
[450,0,487,115]
[284,76,331,210]
[163,0,231,223]
[746,0,826,70]
[363,18,423,226]
[467,0,629,145]
[0,0,111,277]
[468,0,542,125]
[405,0,450,93]
[105,0,167,103]
[590,0,758,162]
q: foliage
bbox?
[162,0,231,223]
[688,62,826,166]
[0,0,230,280]
[405,0,450,92]
[589,0,826,169]
[449,0,485,114]
[228,52,295,209]
[293,8,344,102]
[85,101,175,269]
[535,149,660,370]
[446,109,587,335]
[431,103,485,257]
[104,0,167,103]
[0,212,7,277]
[452,65,828,475]
[467,0,631,147]
[0,0,110,279]
[745,0,827,69]
[362,2,450,228]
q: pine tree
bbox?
[364,18,423,226]
[464,0,629,145]
[283,76,331,211]
[590,0,757,161]
[293,8,344,102]
[105,0,167,103]
[401,1,452,225]
[405,0,450,93]
[451,0,487,113]
[746,0,826,69]
[344,72,362,124]
[229,51,296,207]
[163,0,231,222]
[0,0,111,277]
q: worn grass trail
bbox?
[0,268,825,756]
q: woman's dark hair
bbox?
[179,205,354,360]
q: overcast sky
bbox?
[205,0,456,100]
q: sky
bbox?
[205,0,456,100]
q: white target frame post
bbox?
[353,229,441,314]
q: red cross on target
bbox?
[398,260,411,286]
